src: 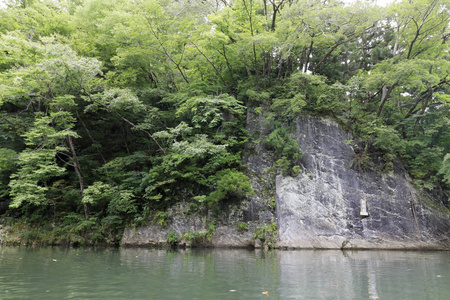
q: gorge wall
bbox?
[276,116,450,249]
[121,114,450,249]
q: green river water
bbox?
[0,247,449,299]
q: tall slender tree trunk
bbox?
[377,84,396,118]
[67,135,89,220]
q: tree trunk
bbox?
[376,83,396,118]
[413,93,430,136]
[67,135,89,220]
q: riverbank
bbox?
[0,220,122,248]
[2,116,450,250]
[2,220,450,250]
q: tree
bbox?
[1,36,102,218]
[8,107,78,209]
[0,0,449,245]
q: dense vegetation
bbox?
[0,0,449,245]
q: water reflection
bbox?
[0,247,448,299]
[119,248,281,299]
[277,250,450,300]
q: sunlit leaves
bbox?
[37,42,102,95]
[205,169,254,207]
[0,32,44,103]
[439,154,450,185]
[0,0,74,37]
[176,94,246,129]
[83,181,138,216]
[277,0,381,75]
[364,58,448,92]
[23,112,79,147]
[388,0,449,59]
[0,32,44,70]
[9,148,65,208]
[1,0,449,227]
[271,93,307,119]
[7,108,80,208]
[86,88,145,113]
[0,35,102,211]
[0,38,102,106]
[142,92,248,207]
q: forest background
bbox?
[0,0,449,245]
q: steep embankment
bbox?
[122,114,450,249]
[276,116,450,249]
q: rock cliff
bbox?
[121,114,450,249]
[276,116,450,249]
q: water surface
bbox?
[0,247,449,299]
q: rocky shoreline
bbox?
[120,116,450,250]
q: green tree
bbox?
[1,37,102,218]
[8,109,78,209]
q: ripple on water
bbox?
[0,248,449,299]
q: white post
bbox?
[360,197,369,217]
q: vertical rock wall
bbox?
[276,116,450,249]
[121,114,450,249]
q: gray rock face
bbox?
[121,114,450,249]
[122,205,204,247]
[121,203,259,248]
[276,116,450,249]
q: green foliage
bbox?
[264,127,302,176]
[286,72,341,114]
[82,181,111,205]
[86,89,145,114]
[245,90,271,104]
[176,94,245,129]
[9,148,65,208]
[373,125,406,155]
[166,229,179,247]
[181,222,215,246]
[99,151,150,193]
[0,148,17,198]
[237,222,248,232]
[0,212,121,246]
[83,181,137,216]
[181,231,207,246]
[0,0,449,243]
[439,154,450,186]
[254,222,278,249]
[153,211,169,227]
[143,133,231,202]
[107,190,137,215]
[271,94,307,120]
[205,169,254,208]
[208,221,216,240]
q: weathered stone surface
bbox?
[122,225,170,247]
[122,204,208,247]
[276,116,450,249]
[121,203,259,248]
[211,226,255,248]
[121,114,450,249]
